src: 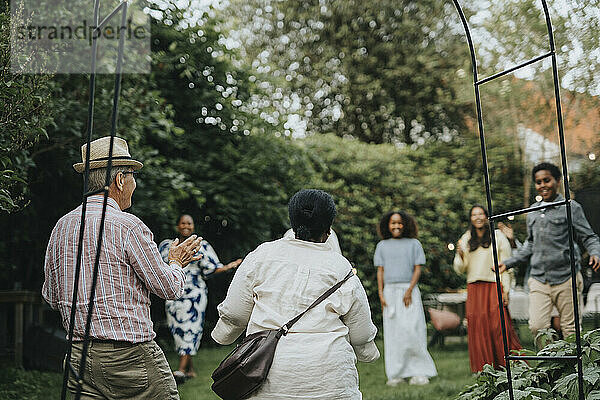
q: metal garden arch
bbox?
[452,1,585,399]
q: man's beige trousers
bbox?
[528,272,583,346]
[66,340,179,399]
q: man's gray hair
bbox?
[87,166,130,192]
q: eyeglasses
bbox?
[122,171,139,178]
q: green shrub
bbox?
[456,329,600,400]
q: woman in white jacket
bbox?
[212,189,379,399]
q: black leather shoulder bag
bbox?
[211,270,354,400]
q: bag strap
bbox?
[280,270,354,335]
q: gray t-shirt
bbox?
[373,238,426,283]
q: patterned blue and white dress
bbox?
[159,239,222,355]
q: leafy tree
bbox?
[474,0,600,96]
[226,0,473,144]
[0,0,53,212]
[572,160,600,194]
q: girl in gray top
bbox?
[374,211,437,386]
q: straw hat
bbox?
[73,136,143,173]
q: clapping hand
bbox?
[497,222,514,240]
[456,239,466,260]
[456,244,464,259]
[168,235,203,267]
[492,262,507,274]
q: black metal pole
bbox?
[73,4,128,400]
[451,2,515,398]
[60,1,101,398]
[539,1,584,399]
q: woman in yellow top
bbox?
[453,205,521,372]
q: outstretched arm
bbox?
[497,216,534,272]
[215,258,242,273]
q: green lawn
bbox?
[172,339,475,400]
[0,324,544,400]
[0,339,475,400]
[164,323,538,400]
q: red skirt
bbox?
[466,281,522,372]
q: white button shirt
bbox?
[212,236,379,399]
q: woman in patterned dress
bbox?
[159,214,241,381]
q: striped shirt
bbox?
[42,195,185,343]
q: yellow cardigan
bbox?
[453,229,513,295]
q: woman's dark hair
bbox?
[377,210,418,239]
[468,205,491,251]
[176,214,193,225]
[532,162,561,182]
[288,189,336,241]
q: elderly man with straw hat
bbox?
[43,136,201,399]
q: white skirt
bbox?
[383,283,437,380]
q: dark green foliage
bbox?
[456,329,600,400]
[0,71,182,289]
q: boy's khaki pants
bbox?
[66,340,179,399]
[528,272,584,346]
